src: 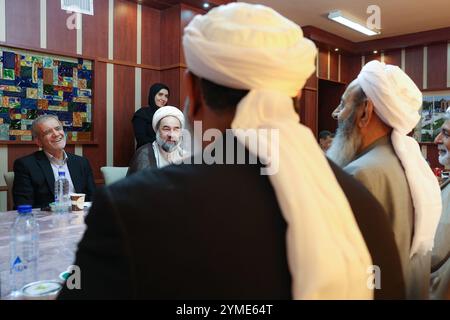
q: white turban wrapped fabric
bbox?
[152,106,185,132]
[183,3,373,299]
[357,60,442,257]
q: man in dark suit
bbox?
[13,115,96,209]
[59,3,404,299]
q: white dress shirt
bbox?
[45,150,75,194]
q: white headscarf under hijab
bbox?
[183,3,373,299]
[357,60,442,257]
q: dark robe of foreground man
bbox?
[58,137,404,299]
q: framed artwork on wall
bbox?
[0,45,93,143]
[414,91,450,143]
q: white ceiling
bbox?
[240,0,450,42]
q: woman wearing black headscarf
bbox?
[132,83,170,149]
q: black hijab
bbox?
[132,83,170,148]
[148,83,170,109]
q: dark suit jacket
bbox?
[13,150,96,209]
[58,157,405,300]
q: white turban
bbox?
[357,60,442,257]
[152,106,185,132]
[183,3,373,299]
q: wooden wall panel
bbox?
[114,0,137,62]
[83,0,109,58]
[8,146,39,171]
[318,47,328,79]
[161,68,181,107]
[329,50,339,82]
[305,73,318,90]
[141,69,161,108]
[405,46,424,90]
[299,90,317,137]
[427,43,448,90]
[113,65,135,167]
[84,62,107,179]
[179,67,188,110]
[141,5,161,66]
[160,5,181,66]
[364,53,381,64]
[64,145,75,154]
[5,0,40,48]
[46,0,77,54]
[341,54,361,84]
[425,144,442,170]
[383,50,402,67]
[180,4,204,65]
[318,80,346,135]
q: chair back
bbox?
[100,167,129,186]
[3,172,15,211]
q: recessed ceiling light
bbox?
[203,3,210,9]
[334,48,339,52]
[373,50,378,54]
[328,10,379,36]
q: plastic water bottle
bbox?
[54,169,70,213]
[10,205,39,296]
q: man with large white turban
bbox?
[429,112,450,299]
[58,3,404,300]
[328,60,442,299]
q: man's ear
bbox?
[35,137,42,148]
[357,100,374,128]
[184,71,203,121]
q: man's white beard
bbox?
[438,148,450,167]
[327,114,362,168]
[156,133,179,153]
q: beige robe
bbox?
[344,136,430,299]
[430,180,450,299]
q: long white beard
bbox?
[156,133,179,153]
[327,117,362,168]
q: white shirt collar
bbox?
[44,150,68,167]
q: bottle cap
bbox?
[17,205,32,214]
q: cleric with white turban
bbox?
[328,60,442,299]
[127,105,188,173]
[358,60,441,256]
[357,61,442,258]
[152,106,185,133]
[183,3,373,299]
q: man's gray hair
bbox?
[31,114,62,138]
[351,83,368,112]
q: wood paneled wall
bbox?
[160,4,203,108]
[318,80,346,135]
[0,0,203,189]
